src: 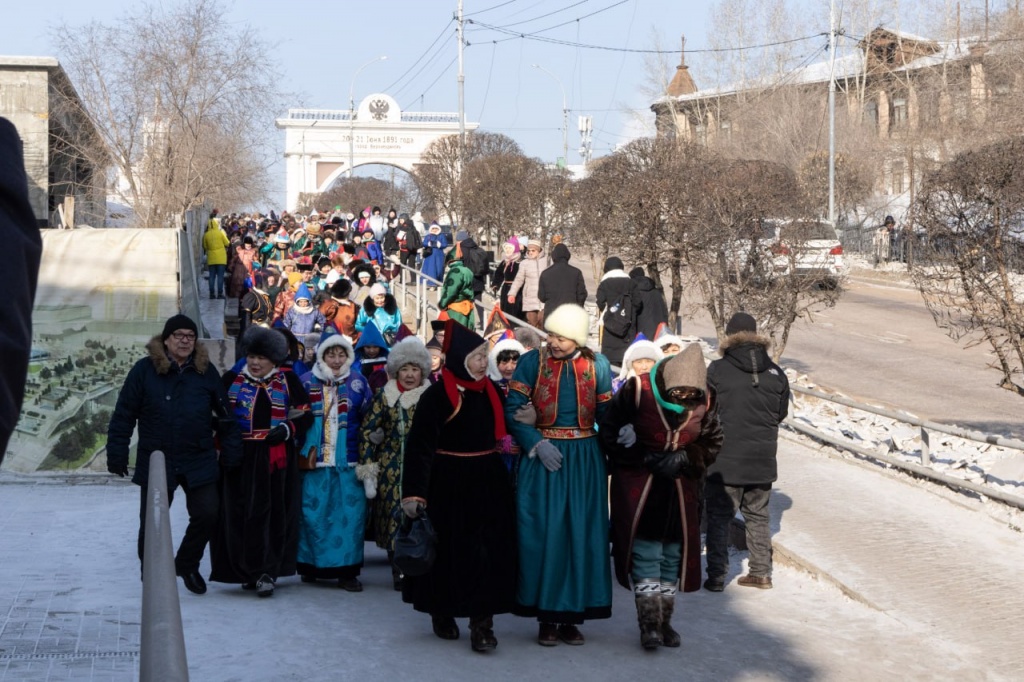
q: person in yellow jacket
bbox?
[203,210,230,299]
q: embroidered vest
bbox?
[634,374,706,452]
[534,349,597,429]
[304,379,350,466]
[228,372,290,437]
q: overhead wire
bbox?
[404,56,459,111]
[382,19,455,95]
[464,0,520,17]
[391,28,457,101]
[486,0,590,29]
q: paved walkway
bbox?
[2,429,1020,680]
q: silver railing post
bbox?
[920,427,930,466]
[141,451,189,681]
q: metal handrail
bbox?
[140,451,189,681]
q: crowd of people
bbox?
[107,204,790,654]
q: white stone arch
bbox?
[276,93,479,210]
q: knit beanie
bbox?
[657,343,706,391]
[725,312,757,336]
[369,283,387,298]
[161,314,198,342]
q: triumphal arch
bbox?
[276,93,479,210]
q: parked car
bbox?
[770,220,845,287]
[725,219,844,288]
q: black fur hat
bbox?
[239,326,289,365]
[330,278,352,300]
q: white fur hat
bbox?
[618,339,663,380]
[386,337,432,380]
[487,337,527,380]
[313,332,355,382]
[544,304,590,348]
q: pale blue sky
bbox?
[9,0,936,205]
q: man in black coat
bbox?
[628,267,670,340]
[704,312,790,592]
[596,256,633,366]
[538,243,587,319]
[106,314,243,594]
[0,118,42,465]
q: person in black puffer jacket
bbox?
[596,256,633,366]
[704,313,790,592]
[629,267,670,340]
[538,243,587,319]
[106,315,243,594]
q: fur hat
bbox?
[161,314,198,342]
[725,312,757,336]
[656,343,706,392]
[303,332,321,354]
[455,229,469,242]
[514,326,542,350]
[386,337,432,380]
[487,336,526,380]
[239,326,289,365]
[618,337,664,380]
[544,304,590,348]
[313,331,355,381]
[330,278,352,300]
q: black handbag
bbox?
[393,508,438,577]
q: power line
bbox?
[404,56,459,110]
[469,21,827,54]
[488,0,590,29]
[391,27,457,100]
[466,0,629,45]
[381,19,454,94]
[465,0,520,17]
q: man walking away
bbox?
[704,313,789,592]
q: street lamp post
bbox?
[348,55,388,178]
[531,64,568,165]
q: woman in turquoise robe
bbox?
[504,303,614,646]
[296,332,373,591]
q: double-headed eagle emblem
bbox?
[369,99,390,121]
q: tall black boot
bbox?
[635,581,663,650]
[469,615,497,652]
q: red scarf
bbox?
[441,367,507,440]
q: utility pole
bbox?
[828,0,837,225]
[457,0,466,178]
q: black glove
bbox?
[265,423,292,445]
[644,450,689,478]
[108,461,129,478]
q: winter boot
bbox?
[634,580,663,650]
[660,582,681,648]
[469,615,497,652]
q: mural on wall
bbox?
[3,229,181,474]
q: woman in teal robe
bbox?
[296,332,373,591]
[504,303,614,646]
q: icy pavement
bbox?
[3,429,1022,681]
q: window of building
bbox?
[890,96,908,129]
[694,122,707,146]
[864,99,879,131]
[891,161,905,195]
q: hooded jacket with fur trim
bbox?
[705,331,790,485]
[355,292,402,336]
[106,336,242,487]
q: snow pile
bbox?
[784,368,1024,498]
[685,335,1024,503]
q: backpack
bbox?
[603,293,633,339]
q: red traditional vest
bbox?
[633,374,706,452]
[533,349,597,429]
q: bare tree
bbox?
[910,136,1024,396]
[52,0,283,228]
[413,131,521,228]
